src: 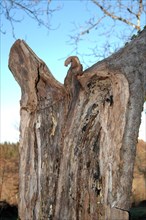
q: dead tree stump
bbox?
[9,29,146,220]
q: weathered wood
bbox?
[9,29,146,220]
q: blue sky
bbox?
[0,0,146,143]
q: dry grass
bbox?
[132,140,146,205]
[0,143,19,205]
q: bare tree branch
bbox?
[136,0,143,28]
[79,15,105,35]
[1,0,62,37]
[91,0,140,30]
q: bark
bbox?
[9,29,146,220]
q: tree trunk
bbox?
[9,29,146,220]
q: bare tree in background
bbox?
[1,1,145,54]
[0,0,61,38]
[70,0,146,62]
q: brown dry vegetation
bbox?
[0,142,19,205]
[132,139,146,205]
[0,140,145,207]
